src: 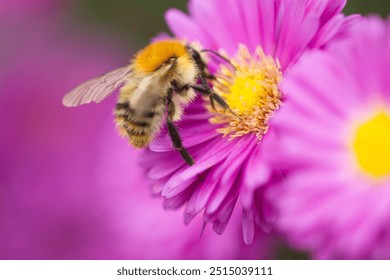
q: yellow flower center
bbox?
[209,45,282,139]
[352,111,390,178]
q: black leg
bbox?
[166,91,195,166]
[182,46,238,117]
[209,95,216,111]
[171,80,189,96]
[200,49,236,70]
[205,73,216,80]
[187,83,236,115]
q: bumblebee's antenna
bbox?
[201,49,236,70]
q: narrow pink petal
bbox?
[163,183,197,210]
[320,0,346,22]
[189,0,239,54]
[205,137,255,214]
[309,14,344,48]
[185,169,219,216]
[241,143,272,192]
[206,193,238,235]
[212,197,237,235]
[162,173,198,199]
[165,9,213,46]
[221,0,249,47]
[242,208,255,245]
[149,126,218,151]
[257,0,276,55]
[162,138,235,196]
[306,0,328,17]
[147,154,186,180]
[150,177,168,195]
[239,0,261,52]
[275,0,318,68]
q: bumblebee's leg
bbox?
[166,91,195,166]
[171,79,230,113]
[200,49,236,71]
[173,44,237,116]
[171,80,189,97]
[205,74,216,80]
[188,82,235,115]
[186,46,217,82]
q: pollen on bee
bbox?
[133,40,188,73]
[129,135,150,148]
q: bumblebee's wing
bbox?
[62,66,132,107]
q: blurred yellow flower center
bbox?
[353,111,390,178]
[210,45,282,139]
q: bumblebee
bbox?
[63,39,231,166]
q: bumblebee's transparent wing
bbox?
[62,66,132,107]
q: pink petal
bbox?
[165,9,213,46]
[162,138,234,197]
[206,137,256,214]
[242,208,255,245]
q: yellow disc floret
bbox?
[210,45,282,139]
[227,75,268,113]
[353,110,390,178]
[133,40,188,73]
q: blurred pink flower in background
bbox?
[269,17,390,259]
[0,0,63,20]
[0,11,271,259]
[141,0,358,244]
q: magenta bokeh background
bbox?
[0,2,272,259]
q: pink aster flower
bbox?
[268,16,390,259]
[0,14,271,260]
[140,0,358,244]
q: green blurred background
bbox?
[70,0,390,50]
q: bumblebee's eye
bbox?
[191,50,201,62]
[192,50,200,59]
[187,47,206,71]
[186,46,199,60]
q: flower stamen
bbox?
[209,45,283,139]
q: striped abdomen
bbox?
[114,101,164,148]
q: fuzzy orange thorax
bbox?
[133,40,188,73]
